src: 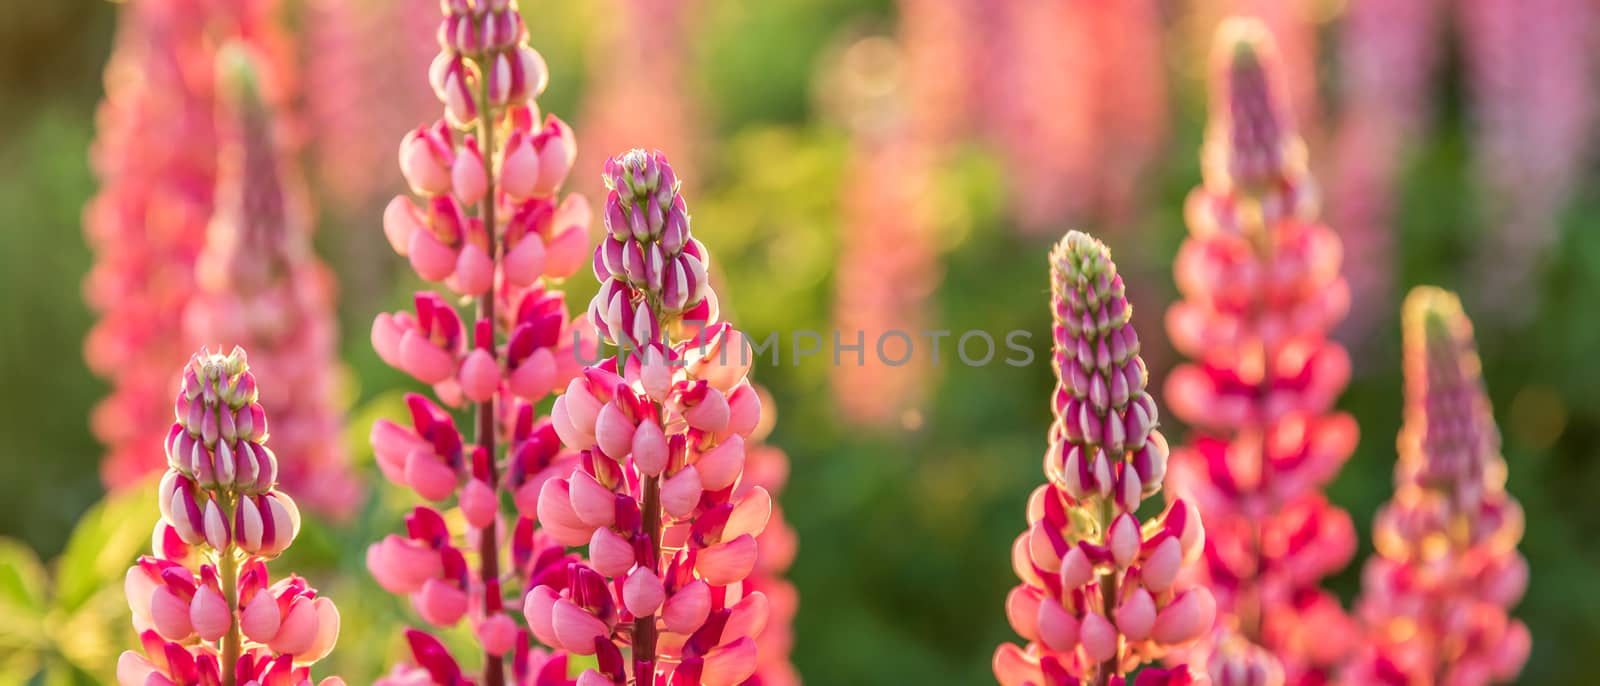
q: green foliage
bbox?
[0,485,152,686]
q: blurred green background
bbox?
[1,0,1596,684]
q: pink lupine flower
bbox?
[182,47,357,519]
[85,0,293,490]
[822,36,937,429]
[528,150,779,686]
[1460,0,1596,319]
[119,348,342,686]
[1187,1,1321,138]
[1163,21,1358,685]
[362,3,593,685]
[1344,288,1531,685]
[977,0,1168,231]
[302,0,439,215]
[994,231,1214,686]
[738,391,801,686]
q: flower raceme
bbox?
[184,46,357,519]
[1343,288,1530,685]
[84,0,291,491]
[994,231,1214,686]
[363,2,594,685]
[119,348,343,686]
[524,150,773,686]
[1163,20,1359,685]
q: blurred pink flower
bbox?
[301,0,439,214]
[85,0,296,490]
[576,0,702,202]
[823,36,938,429]
[1343,288,1531,685]
[995,231,1213,686]
[1163,21,1358,685]
[183,48,357,519]
[973,0,1168,232]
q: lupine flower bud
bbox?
[1163,21,1358,684]
[996,232,1211,686]
[122,349,341,684]
[528,152,776,686]
[1345,288,1530,685]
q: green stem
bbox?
[219,496,241,686]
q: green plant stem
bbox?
[219,496,241,686]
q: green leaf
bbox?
[0,538,49,616]
[53,483,157,611]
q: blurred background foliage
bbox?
[1,0,1597,684]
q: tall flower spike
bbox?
[531,150,775,686]
[119,348,344,686]
[823,35,937,429]
[85,0,294,490]
[982,0,1167,232]
[1163,20,1359,685]
[185,45,357,519]
[365,2,591,686]
[994,231,1214,686]
[1344,288,1531,685]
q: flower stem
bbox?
[633,470,662,681]
[474,59,505,686]
[219,496,242,686]
[1096,497,1120,686]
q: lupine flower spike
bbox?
[528,149,773,686]
[185,46,357,519]
[1163,20,1359,685]
[1343,288,1531,685]
[994,231,1214,686]
[85,0,294,489]
[119,348,343,686]
[364,1,591,685]
[825,35,937,428]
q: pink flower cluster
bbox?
[1163,21,1360,685]
[1343,288,1530,685]
[740,403,801,686]
[897,0,1167,230]
[995,231,1214,686]
[524,149,776,686]
[302,0,441,216]
[182,47,357,519]
[120,348,343,686]
[363,2,592,685]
